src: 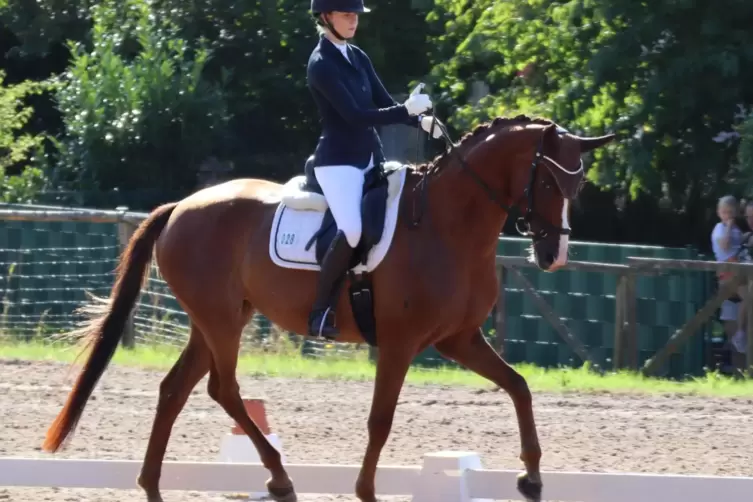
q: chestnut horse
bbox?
[41,114,614,502]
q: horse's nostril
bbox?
[545,253,555,264]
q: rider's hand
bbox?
[404,93,432,116]
[420,115,444,139]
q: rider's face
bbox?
[325,11,359,39]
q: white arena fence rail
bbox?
[1,451,753,502]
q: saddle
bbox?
[300,155,394,346]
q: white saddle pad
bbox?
[269,162,408,273]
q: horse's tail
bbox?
[42,202,178,453]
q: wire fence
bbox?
[0,205,370,361]
[2,203,732,378]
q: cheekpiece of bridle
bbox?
[411,98,576,244]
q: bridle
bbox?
[411,113,577,243]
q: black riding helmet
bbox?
[311,0,370,40]
[311,0,370,15]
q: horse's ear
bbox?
[575,133,616,153]
[542,123,560,147]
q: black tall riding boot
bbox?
[308,230,355,339]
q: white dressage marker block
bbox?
[217,433,285,500]
[216,397,286,500]
[411,451,493,502]
[217,432,285,464]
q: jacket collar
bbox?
[319,35,361,72]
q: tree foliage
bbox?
[2,0,753,249]
[736,111,753,191]
[0,0,91,61]
[0,70,50,203]
[1,0,434,189]
[50,0,230,196]
[427,0,753,220]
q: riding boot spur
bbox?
[308,230,355,339]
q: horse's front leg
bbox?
[354,343,416,502]
[435,328,543,502]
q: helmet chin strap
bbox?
[321,13,347,41]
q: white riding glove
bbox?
[420,115,444,139]
[404,93,432,116]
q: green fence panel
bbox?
[413,237,710,378]
[1,213,717,379]
[0,218,120,339]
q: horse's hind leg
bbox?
[435,328,543,502]
[204,321,295,502]
[137,322,212,502]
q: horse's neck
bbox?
[407,121,542,265]
[420,150,509,263]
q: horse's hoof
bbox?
[266,478,297,502]
[516,472,542,502]
[355,494,378,502]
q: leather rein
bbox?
[410,113,572,243]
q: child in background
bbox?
[711,195,747,353]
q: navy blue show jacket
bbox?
[306,36,420,170]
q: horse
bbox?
[40,113,615,502]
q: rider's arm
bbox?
[308,59,412,127]
[357,49,420,128]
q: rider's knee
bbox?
[342,220,362,248]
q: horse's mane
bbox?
[412,114,553,174]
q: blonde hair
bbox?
[718,195,738,211]
[313,12,328,35]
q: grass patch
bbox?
[2,339,753,397]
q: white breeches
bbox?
[314,156,374,248]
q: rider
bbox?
[306,0,443,339]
